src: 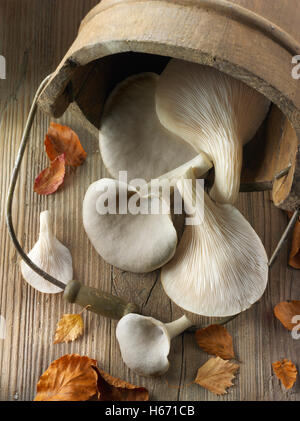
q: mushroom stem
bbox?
[205,133,242,204]
[156,153,212,186]
[164,315,193,339]
[139,152,212,198]
[39,210,53,238]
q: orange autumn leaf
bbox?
[95,367,149,401]
[45,122,87,167]
[34,354,149,402]
[195,324,235,360]
[54,314,84,344]
[34,354,99,401]
[272,359,298,390]
[287,211,300,269]
[194,357,239,395]
[34,154,65,195]
[274,300,300,331]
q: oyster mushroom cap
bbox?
[156,59,270,204]
[116,313,192,377]
[99,72,197,181]
[161,168,269,317]
[82,178,178,273]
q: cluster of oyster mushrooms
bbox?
[83,59,270,376]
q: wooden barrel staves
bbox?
[38,0,300,210]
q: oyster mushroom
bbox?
[116,313,192,377]
[20,211,73,293]
[161,168,269,318]
[83,154,212,273]
[99,72,197,181]
[156,59,270,204]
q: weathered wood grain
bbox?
[0,0,299,402]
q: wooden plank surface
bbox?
[0,0,299,401]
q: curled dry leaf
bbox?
[34,354,149,402]
[274,300,300,331]
[194,356,239,395]
[195,324,235,360]
[34,354,99,401]
[95,367,149,401]
[34,154,65,195]
[272,359,298,390]
[54,314,84,344]
[45,122,87,167]
[286,212,300,269]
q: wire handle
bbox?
[268,208,300,267]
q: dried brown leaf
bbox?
[54,314,84,344]
[272,359,298,389]
[34,154,65,195]
[287,211,300,269]
[95,367,149,401]
[45,122,87,167]
[194,357,239,395]
[195,324,235,360]
[34,354,99,401]
[34,354,149,402]
[274,300,300,331]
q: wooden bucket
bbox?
[38,0,300,210]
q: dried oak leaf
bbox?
[45,122,87,167]
[195,324,235,360]
[34,354,99,401]
[274,300,300,331]
[34,154,65,195]
[287,211,300,269]
[95,367,149,401]
[54,314,84,344]
[272,359,298,390]
[194,356,239,395]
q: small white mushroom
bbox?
[20,211,73,293]
[161,168,269,318]
[99,72,197,181]
[156,59,270,204]
[83,154,212,273]
[116,313,192,376]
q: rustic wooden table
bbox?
[0,0,299,402]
